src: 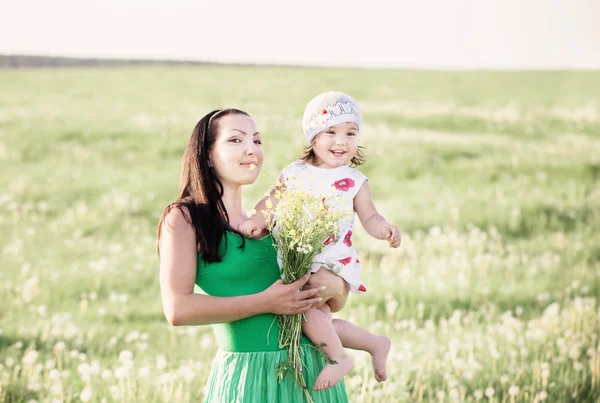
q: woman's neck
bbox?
[221,185,245,227]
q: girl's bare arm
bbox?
[354,181,401,247]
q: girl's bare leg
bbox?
[331,314,391,382]
[302,306,354,390]
[317,303,391,382]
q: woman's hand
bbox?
[259,272,322,315]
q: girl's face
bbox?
[312,122,359,169]
[209,114,264,187]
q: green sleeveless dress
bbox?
[195,232,349,403]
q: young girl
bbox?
[240,91,400,391]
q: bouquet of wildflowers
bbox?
[259,178,348,399]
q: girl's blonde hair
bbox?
[300,143,366,167]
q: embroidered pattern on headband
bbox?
[303,93,361,141]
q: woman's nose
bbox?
[245,142,257,155]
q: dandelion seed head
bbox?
[79,387,92,402]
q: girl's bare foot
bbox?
[371,336,391,382]
[313,355,353,391]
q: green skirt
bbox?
[204,346,349,403]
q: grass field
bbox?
[0,66,599,402]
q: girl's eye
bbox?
[325,131,335,135]
[347,132,357,136]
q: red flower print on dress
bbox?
[323,234,336,246]
[332,178,355,192]
[338,257,352,266]
[358,284,367,292]
[343,230,352,247]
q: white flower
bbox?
[156,355,167,370]
[114,366,127,379]
[77,362,91,379]
[50,384,63,396]
[473,389,483,399]
[138,366,150,378]
[485,387,495,397]
[53,341,66,352]
[159,372,175,384]
[48,369,61,381]
[79,387,92,402]
[110,385,120,399]
[119,350,133,362]
[22,276,40,303]
[125,330,140,343]
[101,369,112,380]
[22,350,38,366]
[508,385,519,396]
[538,390,548,401]
[90,360,100,375]
[183,368,196,383]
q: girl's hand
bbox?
[259,273,322,315]
[383,224,401,248]
[239,218,264,238]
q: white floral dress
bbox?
[279,161,368,294]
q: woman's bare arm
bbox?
[159,207,321,326]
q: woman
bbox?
[158,109,350,402]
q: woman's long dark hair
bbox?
[157,109,249,263]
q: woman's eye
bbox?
[229,138,241,143]
[254,139,262,145]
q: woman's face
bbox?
[209,114,264,187]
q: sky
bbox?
[1,0,599,69]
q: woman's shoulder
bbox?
[161,203,194,232]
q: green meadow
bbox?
[0,66,599,402]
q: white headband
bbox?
[302,91,362,143]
